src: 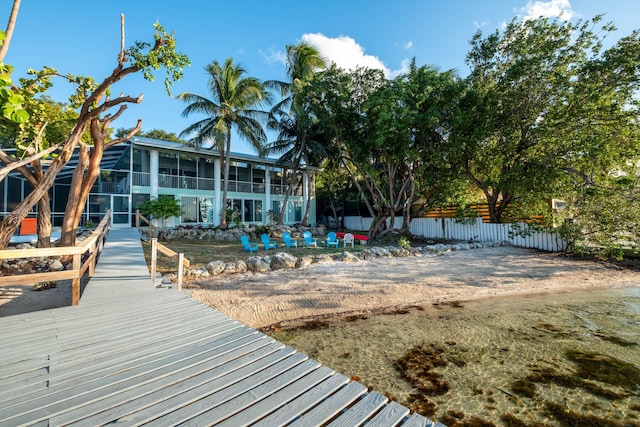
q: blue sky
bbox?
[5,0,639,154]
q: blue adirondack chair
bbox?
[240,235,258,253]
[303,231,318,248]
[261,233,277,252]
[282,232,298,248]
[326,231,340,248]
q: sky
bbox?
[5,0,640,154]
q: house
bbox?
[1,137,318,228]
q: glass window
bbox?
[271,167,283,186]
[237,162,250,182]
[132,148,149,172]
[288,201,302,223]
[199,158,214,179]
[252,165,265,183]
[179,154,197,177]
[132,193,150,211]
[159,151,177,175]
[181,196,198,223]
[228,162,238,181]
[244,200,254,222]
[253,200,263,223]
[199,197,214,222]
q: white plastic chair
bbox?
[343,233,355,248]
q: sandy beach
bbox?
[188,246,640,329]
[3,246,639,324]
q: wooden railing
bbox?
[135,209,154,241]
[0,210,112,305]
[135,209,189,290]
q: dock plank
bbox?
[0,228,439,427]
[51,340,286,426]
[108,347,300,426]
[214,365,335,427]
[288,381,368,426]
[140,351,308,426]
[251,374,350,427]
[183,359,323,425]
[327,392,389,426]
[365,400,411,426]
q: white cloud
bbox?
[518,0,573,21]
[301,33,407,78]
[474,20,490,29]
[404,41,413,50]
[260,48,287,65]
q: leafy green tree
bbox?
[304,63,465,238]
[302,65,386,230]
[140,196,182,228]
[115,127,184,143]
[0,18,189,248]
[361,62,465,235]
[178,58,270,227]
[456,15,640,228]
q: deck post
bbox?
[71,253,81,305]
[150,238,157,285]
[177,253,184,291]
[88,240,96,277]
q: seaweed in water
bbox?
[396,343,450,396]
[545,402,640,427]
[500,413,546,427]
[593,332,638,347]
[566,349,640,391]
[395,343,450,416]
[512,365,627,401]
[439,410,497,427]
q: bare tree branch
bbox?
[0,0,21,62]
[0,126,58,181]
[105,119,141,149]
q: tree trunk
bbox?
[0,126,86,249]
[60,120,106,246]
[59,144,90,247]
[300,173,313,226]
[220,131,231,228]
[277,170,294,225]
[486,191,512,223]
[33,162,52,248]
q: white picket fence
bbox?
[342,216,568,252]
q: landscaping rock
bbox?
[296,255,314,268]
[270,252,298,270]
[49,259,64,271]
[205,260,225,276]
[337,251,359,263]
[223,262,239,274]
[235,260,247,273]
[246,256,271,272]
[312,254,333,264]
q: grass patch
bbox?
[141,237,366,275]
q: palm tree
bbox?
[264,42,327,225]
[267,41,327,114]
[264,106,327,225]
[178,58,269,227]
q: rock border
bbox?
[160,240,511,284]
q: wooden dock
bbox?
[0,228,442,426]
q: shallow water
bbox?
[275,287,640,426]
